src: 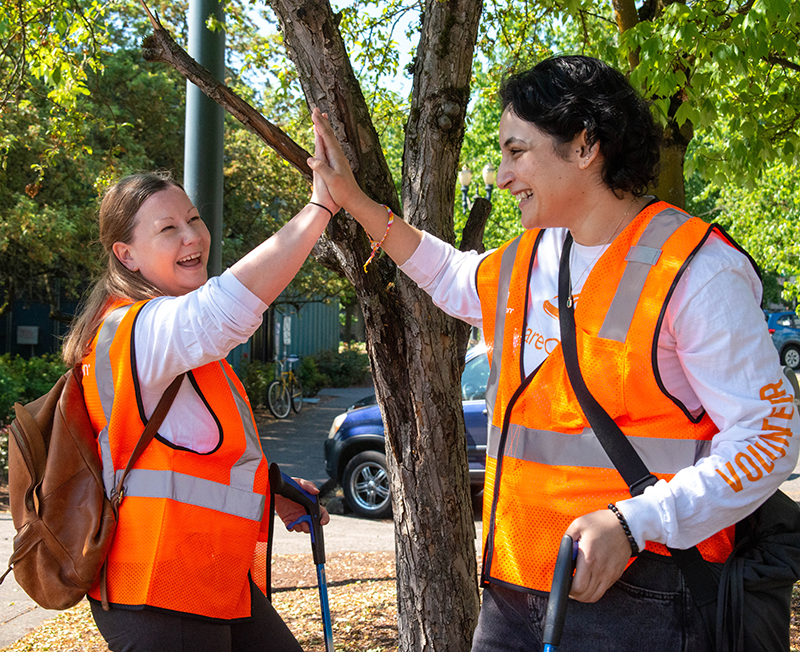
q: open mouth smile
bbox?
[177,252,202,266]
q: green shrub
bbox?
[239,358,275,409]
[0,354,68,481]
[242,347,370,404]
[303,345,370,390]
[297,356,328,397]
[0,354,67,426]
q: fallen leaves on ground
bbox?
[4,555,800,651]
[0,552,398,652]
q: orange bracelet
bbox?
[363,205,394,272]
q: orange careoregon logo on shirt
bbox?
[542,293,580,320]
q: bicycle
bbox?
[266,355,303,419]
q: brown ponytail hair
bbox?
[62,172,182,367]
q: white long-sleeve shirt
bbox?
[130,269,267,453]
[400,228,800,551]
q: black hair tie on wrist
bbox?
[309,201,334,219]
[608,503,640,557]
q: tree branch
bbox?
[768,54,800,73]
[459,198,490,254]
[137,0,312,182]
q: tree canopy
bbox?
[0,0,345,320]
[2,3,800,650]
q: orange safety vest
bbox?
[81,300,271,619]
[476,202,751,594]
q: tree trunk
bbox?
[656,114,692,209]
[612,2,689,209]
[267,1,484,650]
[657,138,687,208]
[140,0,486,645]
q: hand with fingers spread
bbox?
[566,508,635,603]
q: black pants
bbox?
[90,578,303,652]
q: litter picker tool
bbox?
[543,534,578,652]
[269,463,333,652]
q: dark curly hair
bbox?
[499,55,661,196]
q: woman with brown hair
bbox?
[63,123,335,651]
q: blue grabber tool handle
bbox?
[268,463,333,652]
[269,463,325,565]
[543,534,579,652]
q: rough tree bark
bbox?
[141,1,487,649]
[613,0,689,208]
[268,3,485,649]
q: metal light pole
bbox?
[482,163,497,201]
[458,165,473,214]
[457,164,496,213]
[185,0,225,277]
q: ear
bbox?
[112,242,138,272]
[573,129,600,170]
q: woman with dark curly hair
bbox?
[309,55,799,651]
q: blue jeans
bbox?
[472,551,712,652]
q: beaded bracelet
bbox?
[363,204,395,272]
[608,503,640,557]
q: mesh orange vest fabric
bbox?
[476,202,739,593]
[81,300,271,619]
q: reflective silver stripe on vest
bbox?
[94,306,135,498]
[487,422,711,474]
[598,207,691,342]
[219,361,264,491]
[94,305,134,422]
[98,426,116,499]
[485,236,523,424]
[93,306,264,506]
[114,468,265,521]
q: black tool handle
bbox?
[268,463,325,565]
[543,534,577,648]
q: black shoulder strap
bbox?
[557,234,660,495]
[557,233,719,635]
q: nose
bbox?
[496,159,513,190]
[181,221,202,245]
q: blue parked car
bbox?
[765,311,800,370]
[324,344,489,518]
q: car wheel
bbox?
[782,345,800,370]
[342,451,392,519]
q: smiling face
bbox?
[497,108,592,231]
[112,185,210,297]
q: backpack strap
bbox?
[100,372,184,610]
[556,233,719,645]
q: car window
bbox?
[462,353,490,400]
[776,315,800,329]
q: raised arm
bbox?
[307,108,423,266]
[230,114,338,305]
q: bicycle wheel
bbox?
[290,377,303,413]
[267,380,291,419]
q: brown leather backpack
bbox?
[1,366,182,610]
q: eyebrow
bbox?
[502,136,526,148]
[154,207,198,223]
